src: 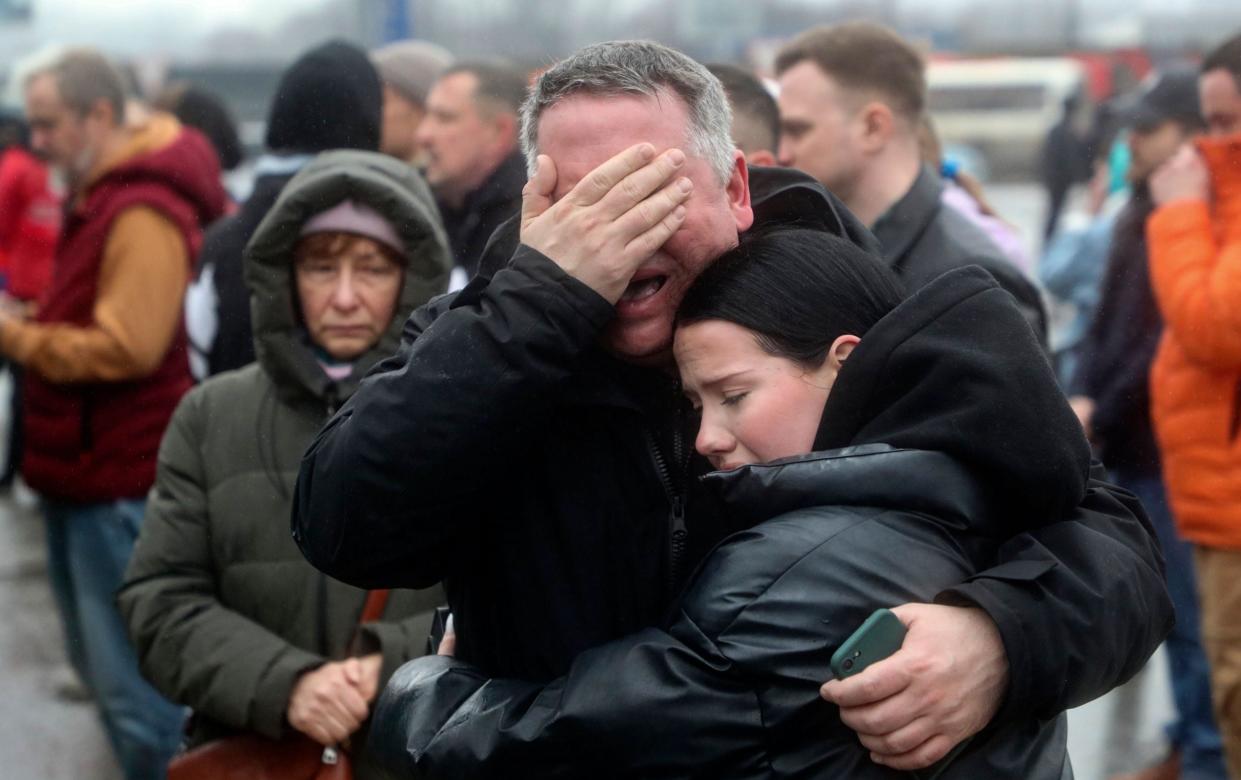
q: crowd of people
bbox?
[0,18,1239,780]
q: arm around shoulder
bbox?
[936,469,1171,720]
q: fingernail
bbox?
[669,149,686,166]
[639,143,655,160]
[678,177,693,193]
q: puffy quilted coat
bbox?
[1148,132,1241,550]
[119,150,452,776]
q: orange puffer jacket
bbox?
[1148,132,1241,550]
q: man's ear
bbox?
[493,112,519,149]
[726,148,755,233]
[88,96,118,129]
[857,101,895,155]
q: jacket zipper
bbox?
[325,384,340,417]
[645,424,689,599]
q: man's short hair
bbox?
[775,22,926,123]
[1203,32,1241,88]
[27,48,126,121]
[445,60,528,116]
[521,40,735,183]
[706,63,779,155]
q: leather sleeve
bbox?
[366,511,1064,779]
[936,467,1172,721]
[292,246,615,590]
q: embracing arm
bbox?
[119,390,326,739]
[820,468,1169,769]
[939,467,1170,719]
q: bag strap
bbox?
[358,589,390,626]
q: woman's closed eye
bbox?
[721,391,749,407]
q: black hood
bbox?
[265,40,382,154]
[810,266,1091,528]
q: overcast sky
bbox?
[0,0,320,63]
[0,0,1231,67]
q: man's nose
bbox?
[776,139,793,167]
[414,122,435,149]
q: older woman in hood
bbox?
[119,150,451,777]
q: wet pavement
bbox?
[0,487,121,779]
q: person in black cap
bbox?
[1068,68,1229,780]
[155,82,244,173]
[187,40,383,378]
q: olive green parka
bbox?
[119,150,451,769]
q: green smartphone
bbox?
[829,608,970,780]
[830,608,907,679]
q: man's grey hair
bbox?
[520,40,735,183]
[26,48,126,121]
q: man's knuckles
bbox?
[863,726,927,756]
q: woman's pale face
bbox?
[294,235,403,361]
[674,320,857,471]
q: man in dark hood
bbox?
[189,40,383,378]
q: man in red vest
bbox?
[0,49,225,780]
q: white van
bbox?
[927,57,1087,179]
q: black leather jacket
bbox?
[367,267,1120,778]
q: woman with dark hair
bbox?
[369,227,1106,778]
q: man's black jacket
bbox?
[1070,185,1163,475]
[872,165,1048,342]
[293,167,1168,723]
[439,149,525,277]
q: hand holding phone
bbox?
[829,608,971,780]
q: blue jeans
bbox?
[43,498,184,780]
[1115,471,1228,780]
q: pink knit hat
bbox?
[299,199,405,255]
